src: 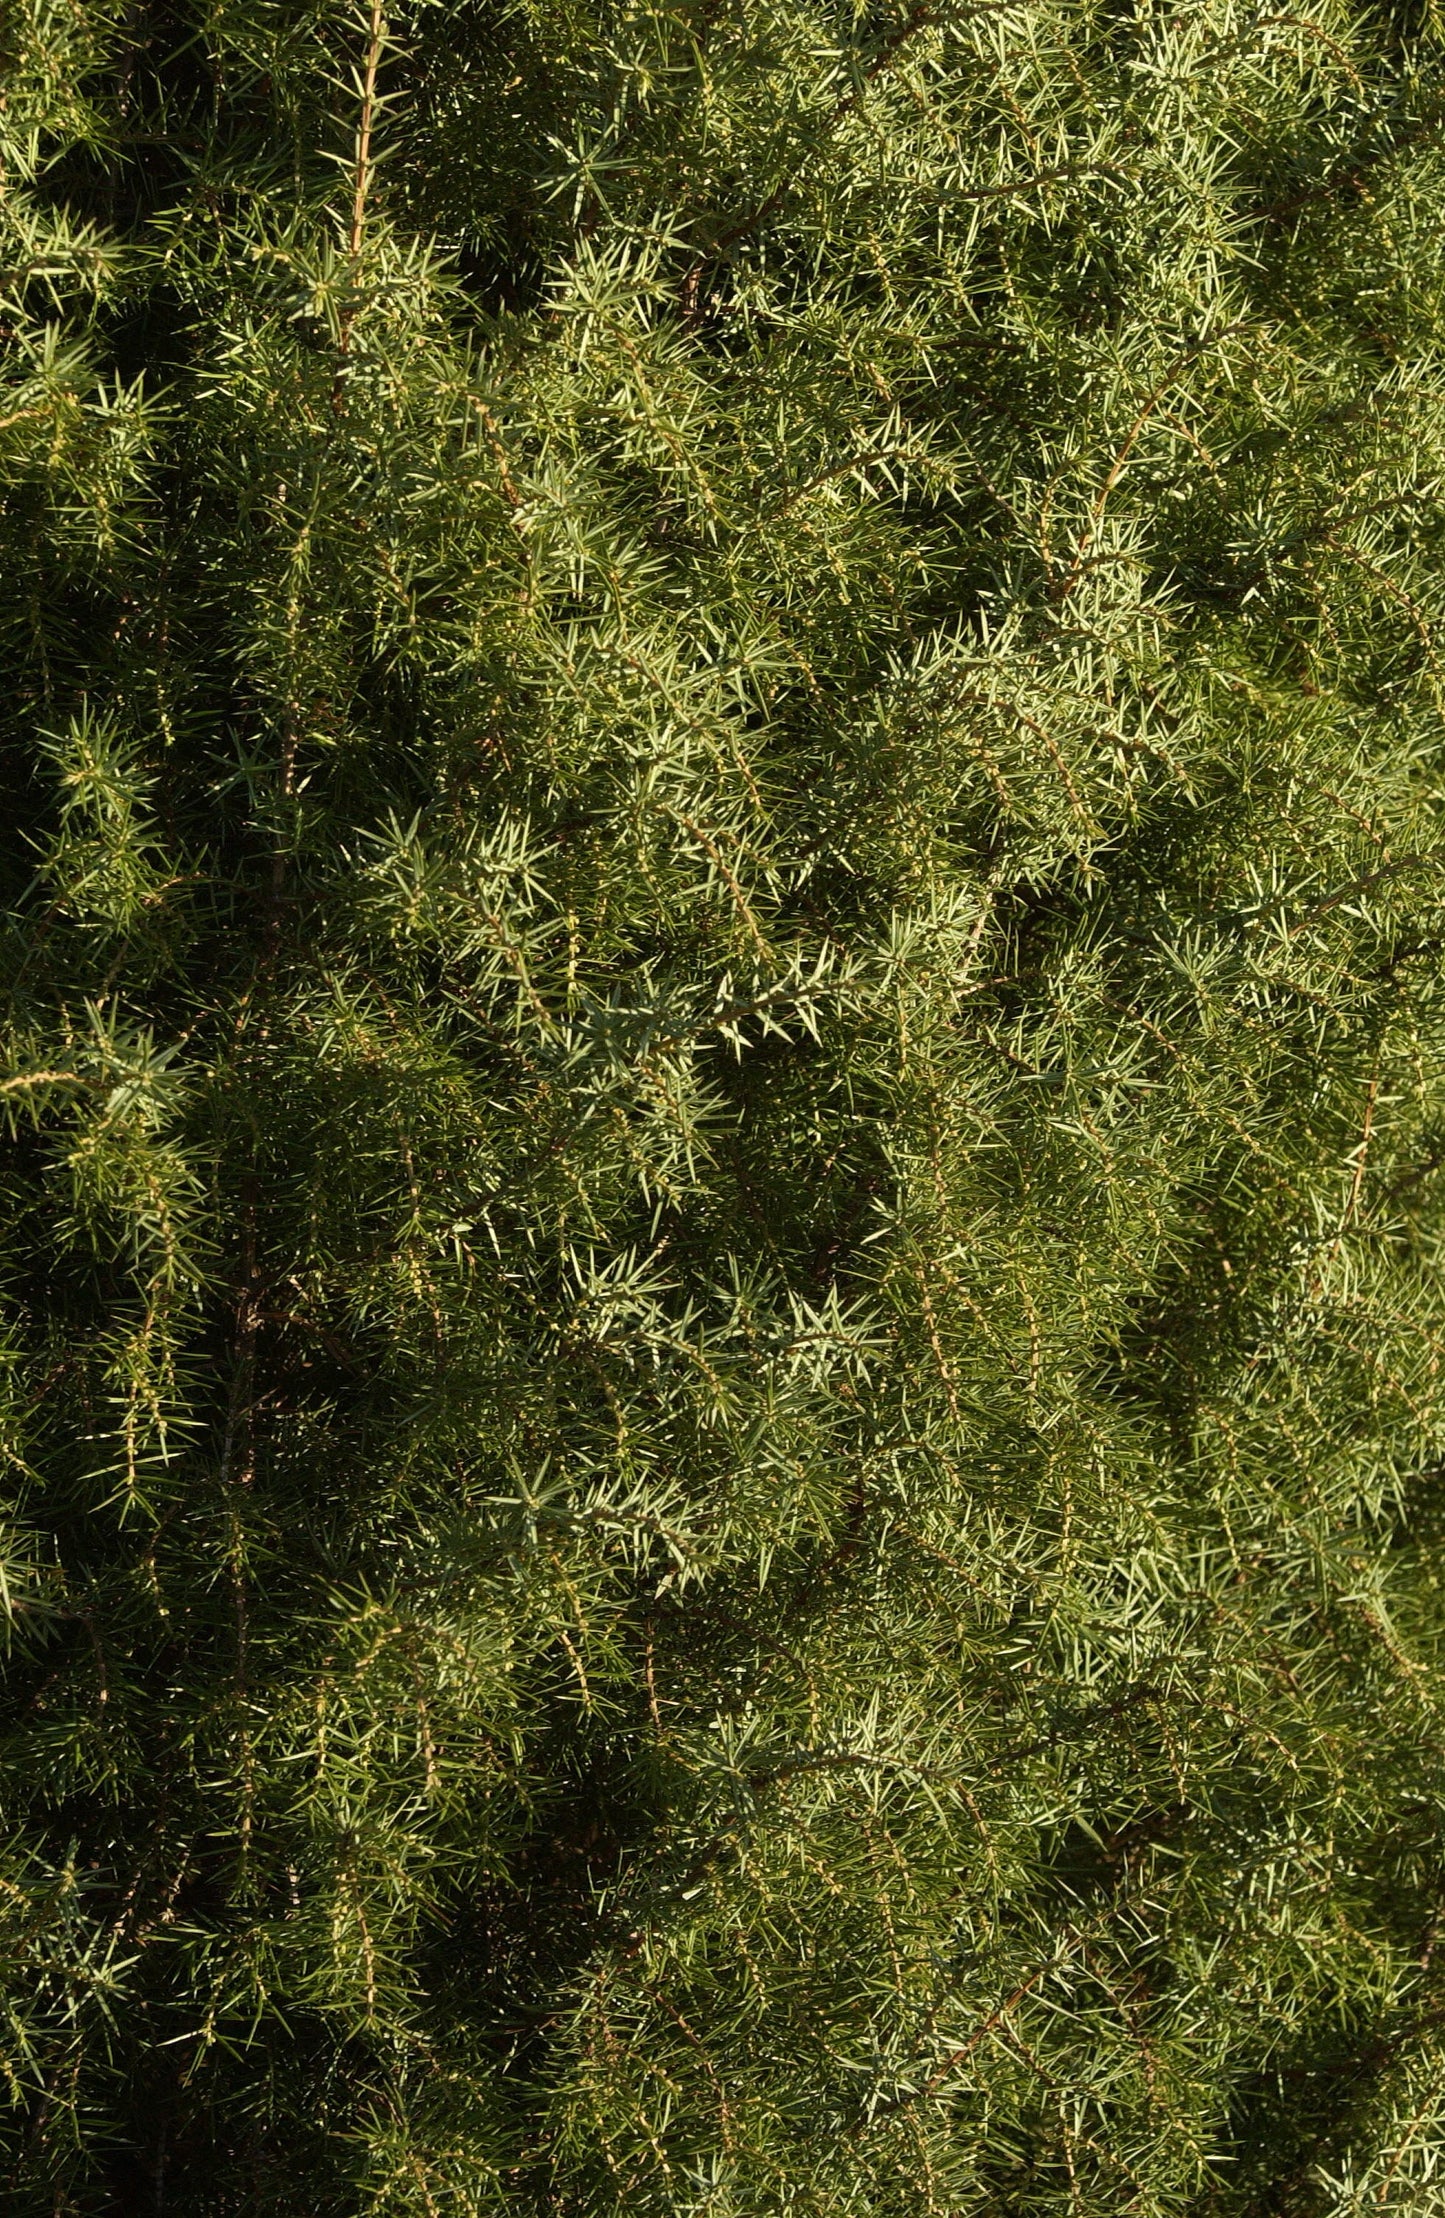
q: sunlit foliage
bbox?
[3,2,1445,2209]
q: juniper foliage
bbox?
[3,0,1445,2210]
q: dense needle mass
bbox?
[3,2,1445,2210]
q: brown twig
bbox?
[333,0,389,406]
[349,0,388,264]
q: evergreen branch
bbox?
[349,0,388,266]
[1057,321,1252,602]
[6,0,1445,2200]
[679,0,1070,319]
